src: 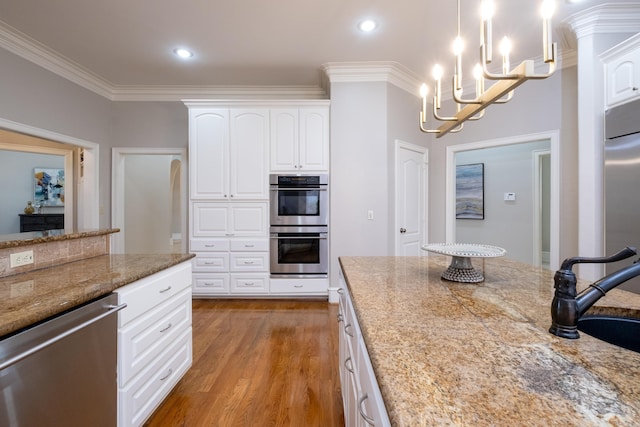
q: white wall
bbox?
[455,141,550,264]
[329,81,388,285]
[0,151,64,234]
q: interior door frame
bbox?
[533,149,551,267]
[0,117,100,230]
[394,140,428,255]
[445,131,560,270]
[111,147,187,254]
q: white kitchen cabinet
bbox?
[115,261,193,427]
[603,33,640,108]
[191,237,270,296]
[191,202,267,237]
[338,270,391,427]
[189,107,269,200]
[270,106,329,172]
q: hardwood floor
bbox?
[144,299,344,427]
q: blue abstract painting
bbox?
[456,163,484,219]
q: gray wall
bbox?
[455,141,550,264]
[426,67,579,265]
[0,48,188,229]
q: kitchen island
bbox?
[339,256,640,426]
[0,252,194,337]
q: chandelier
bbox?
[419,0,557,137]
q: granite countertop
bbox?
[0,253,194,338]
[339,256,640,426]
[0,228,120,249]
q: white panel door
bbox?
[191,203,230,237]
[395,141,427,256]
[229,203,268,236]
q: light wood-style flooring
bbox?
[144,299,344,427]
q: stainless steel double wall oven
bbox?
[269,174,328,277]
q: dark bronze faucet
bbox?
[549,246,640,339]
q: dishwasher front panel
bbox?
[0,293,122,427]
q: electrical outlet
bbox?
[10,250,34,268]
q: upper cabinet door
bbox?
[604,35,640,109]
[270,108,299,171]
[269,106,329,172]
[229,109,269,199]
[299,107,329,171]
[189,109,229,199]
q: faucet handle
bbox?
[559,246,637,272]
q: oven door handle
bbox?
[269,188,327,191]
[270,235,328,239]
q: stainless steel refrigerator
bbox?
[605,98,640,293]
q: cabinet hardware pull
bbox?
[159,323,172,333]
[244,261,255,265]
[226,233,235,237]
[204,244,215,248]
[344,356,354,373]
[159,286,172,293]
[204,282,215,286]
[245,282,255,286]
[294,284,303,288]
[159,368,173,382]
[358,394,375,426]
[245,244,254,248]
[344,323,354,337]
[337,288,345,295]
[204,261,215,265]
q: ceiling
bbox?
[0,0,635,94]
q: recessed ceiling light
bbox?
[358,19,377,32]
[174,48,194,59]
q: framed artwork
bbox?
[456,163,484,219]
[34,168,65,206]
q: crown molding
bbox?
[564,3,640,39]
[321,61,423,96]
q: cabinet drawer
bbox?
[229,253,268,272]
[230,239,269,252]
[118,327,192,427]
[192,253,229,272]
[116,262,192,327]
[270,278,328,294]
[190,239,230,252]
[118,288,192,386]
[230,273,269,293]
[192,274,230,295]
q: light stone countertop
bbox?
[339,255,640,427]
[0,253,194,338]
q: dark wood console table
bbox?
[19,214,64,232]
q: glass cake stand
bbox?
[421,243,506,283]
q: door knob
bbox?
[400,228,406,233]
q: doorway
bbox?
[394,140,428,256]
[111,148,187,254]
[445,131,559,270]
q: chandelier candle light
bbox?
[420,0,557,137]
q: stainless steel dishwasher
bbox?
[0,293,126,427]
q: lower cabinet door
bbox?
[192,274,230,295]
[230,273,269,293]
[119,327,192,427]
